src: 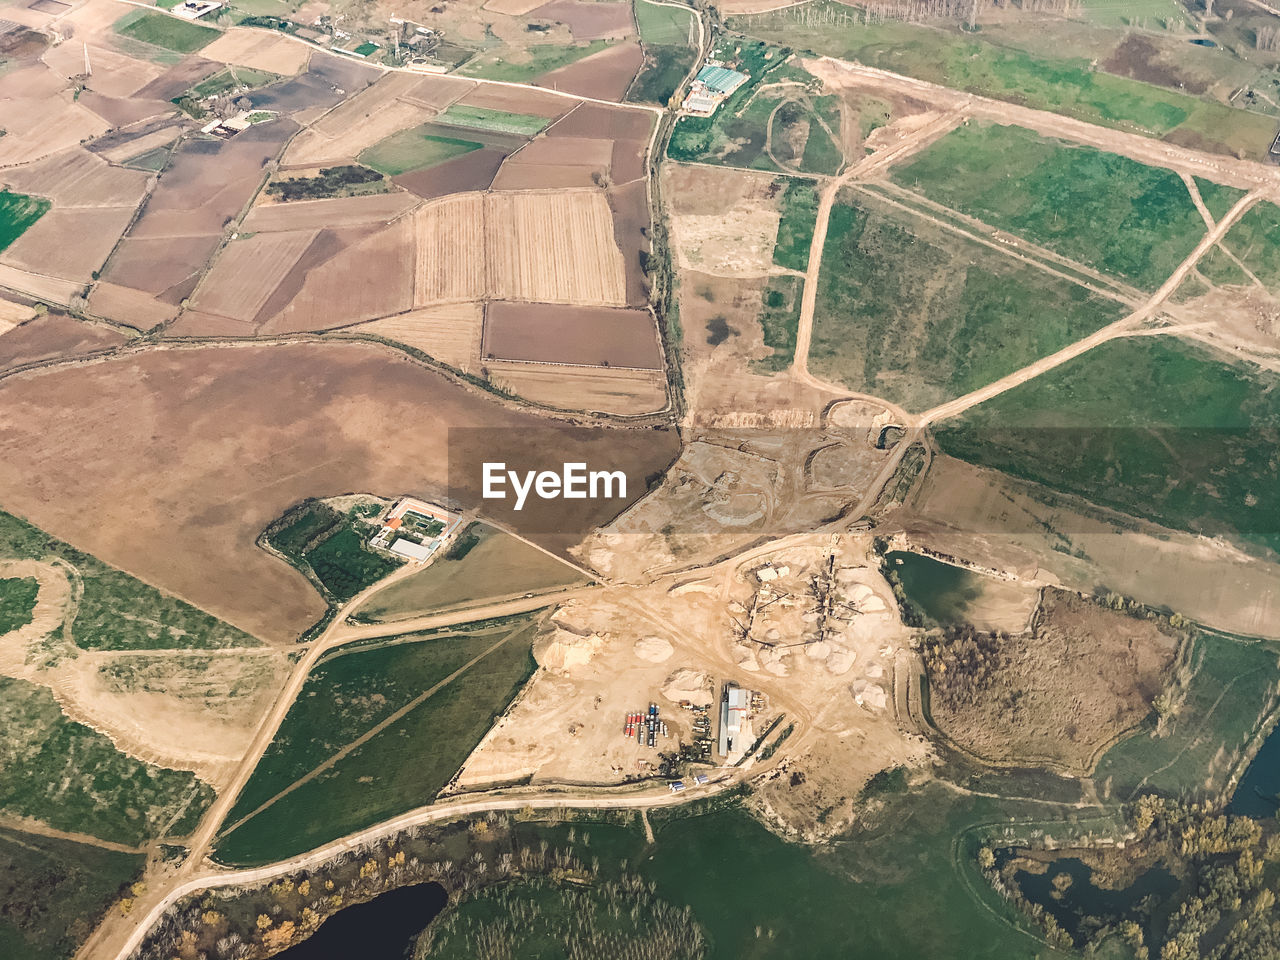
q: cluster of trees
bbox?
[266,166,384,203]
[778,0,1079,28]
[921,626,1015,711]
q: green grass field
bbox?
[810,194,1126,410]
[214,617,539,865]
[730,8,1277,159]
[934,337,1280,552]
[457,40,609,82]
[892,122,1207,291]
[1195,243,1252,287]
[115,11,219,53]
[1093,630,1279,800]
[0,509,258,651]
[1219,199,1280,292]
[0,676,213,847]
[188,66,277,99]
[629,43,697,104]
[772,178,818,271]
[1193,176,1247,223]
[0,826,143,960]
[359,127,484,177]
[436,104,548,136]
[770,96,844,175]
[753,274,803,373]
[0,191,49,253]
[0,576,38,634]
[635,0,695,46]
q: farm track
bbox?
[0,815,146,855]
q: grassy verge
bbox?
[115,10,219,53]
[1219,199,1280,291]
[456,40,609,82]
[213,617,539,865]
[891,122,1207,291]
[934,337,1280,553]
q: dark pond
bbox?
[1189,37,1217,46]
[705,315,733,346]
[1229,721,1280,818]
[1008,855,1178,944]
[885,551,982,627]
[271,882,446,960]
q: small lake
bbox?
[1189,37,1217,46]
[885,551,982,627]
[271,882,446,960]
[1009,855,1178,944]
[1229,721,1280,818]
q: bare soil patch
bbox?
[0,341,677,641]
[1,207,136,284]
[285,97,433,167]
[87,282,179,330]
[0,97,107,166]
[352,302,483,371]
[240,192,419,232]
[607,178,650,306]
[488,362,667,414]
[0,314,126,375]
[394,147,506,199]
[200,27,312,74]
[667,164,781,278]
[529,0,634,40]
[78,91,176,127]
[533,40,642,101]
[412,192,486,304]
[132,57,222,103]
[484,301,662,368]
[491,136,612,189]
[454,83,574,118]
[923,588,1181,774]
[3,148,150,208]
[189,230,318,323]
[1102,34,1209,96]
[0,264,83,305]
[103,235,221,298]
[43,42,162,98]
[548,101,652,140]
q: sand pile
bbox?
[661,668,712,706]
[852,681,888,711]
[535,627,605,671]
[634,636,674,663]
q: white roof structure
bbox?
[389,538,434,562]
[173,0,222,20]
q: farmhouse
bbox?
[681,63,748,117]
[172,0,222,20]
[370,497,462,564]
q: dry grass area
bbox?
[923,588,1182,774]
[0,96,107,166]
[87,283,178,330]
[488,362,668,414]
[241,193,420,232]
[412,193,486,304]
[0,207,137,284]
[200,27,312,75]
[353,303,483,371]
[0,264,82,306]
[190,231,319,323]
[666,165,784,278]
[3,149,149,208]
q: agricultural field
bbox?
[114,10,220,53]
[437,104,548,135]
[457,40,611,82]
[809,194,1126,410]
[483,302,662,368]
[731,6,1279,159]
[353,523,589,623]
[264,165,387,202]
[0,191,49,252]
[772,178,817,271]
[890,123,1208,291]
[0,826,143,960]
[635,0,695,46]
[359,127,484,176]
[0,676,213,847]
[630,43,697,104]
[214,616,541,865]
[933,337,1280,554]
[265,499,400,605]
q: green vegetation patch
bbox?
[436,104,548,136]
[629,43,697,105]
[772,177,818,271]
[266,164,385,202]
[1193,176,1247,223]
[359,127,484,177]
[635,0,695,46]
[769,97,843,175]
[752,274,802,374]
[0,826,144,960]
[457,40,609,82]
[188,66,277,99]
[214,617,539,865]
[892,122,1206,291]
[115,11,219,53]
[810,195,1125,410]
[1219,199,1280,292]
[353,41,379,57]
[731,6,1276,159]
[0,676,213,846]
[0,509,258,651]
[266,500,399,603]
[0,190,49,253]
[934,337,1280,553]
[0,576,38,634]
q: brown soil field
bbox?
[261,218,415,332]
[482,0,547,14]
[394,147,507,199]
[78,91,176,127]
[240,192,419,232]
[87,282,179,330]
[132,57,223,103]
[0,341,678,641]
[0,264,83,306]
[103,235,221,298]
[412,192,487,304]
[923,588,1181,774]
[126,123,296,239]
[484,301,662,368]
[0,96,107,165]
[453,83,574,118]
[548,102,652,141]
[189,230,319,323]
[488,362,668,414]
[0,298,35,330]
[251,227,376,324]
[901,455,1280,640]
[610,136,648,183]
[491,136,612,190]
[200,27,312,74]
[3,147,150,207]
[529,0,634,40]
[165,310,258,338]
[0,207,137,284]
[666,164,781,278]
[0,313,127,375]
[533,41,642,101]
[43,43,162,98]
[397,74,476,110]
[607,178,650,306]
[487,189,627,304]
[0,62,66,100]
[284,98,433,167]
[94,127,181,166]
[352,302,483,371]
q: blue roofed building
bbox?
[681,61,749,116]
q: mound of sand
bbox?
[825,646,856,676]
[634,636,674,663]
[535,627,605,671]
[852,681,887,711]
[661,668,712,706]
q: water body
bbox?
[272,882,446,960]
[1189,37,1217,46]
[886,551,982,627]
[1008,855,1178,944]
[1229,721,1280,818]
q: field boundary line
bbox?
[0,815,146,855]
